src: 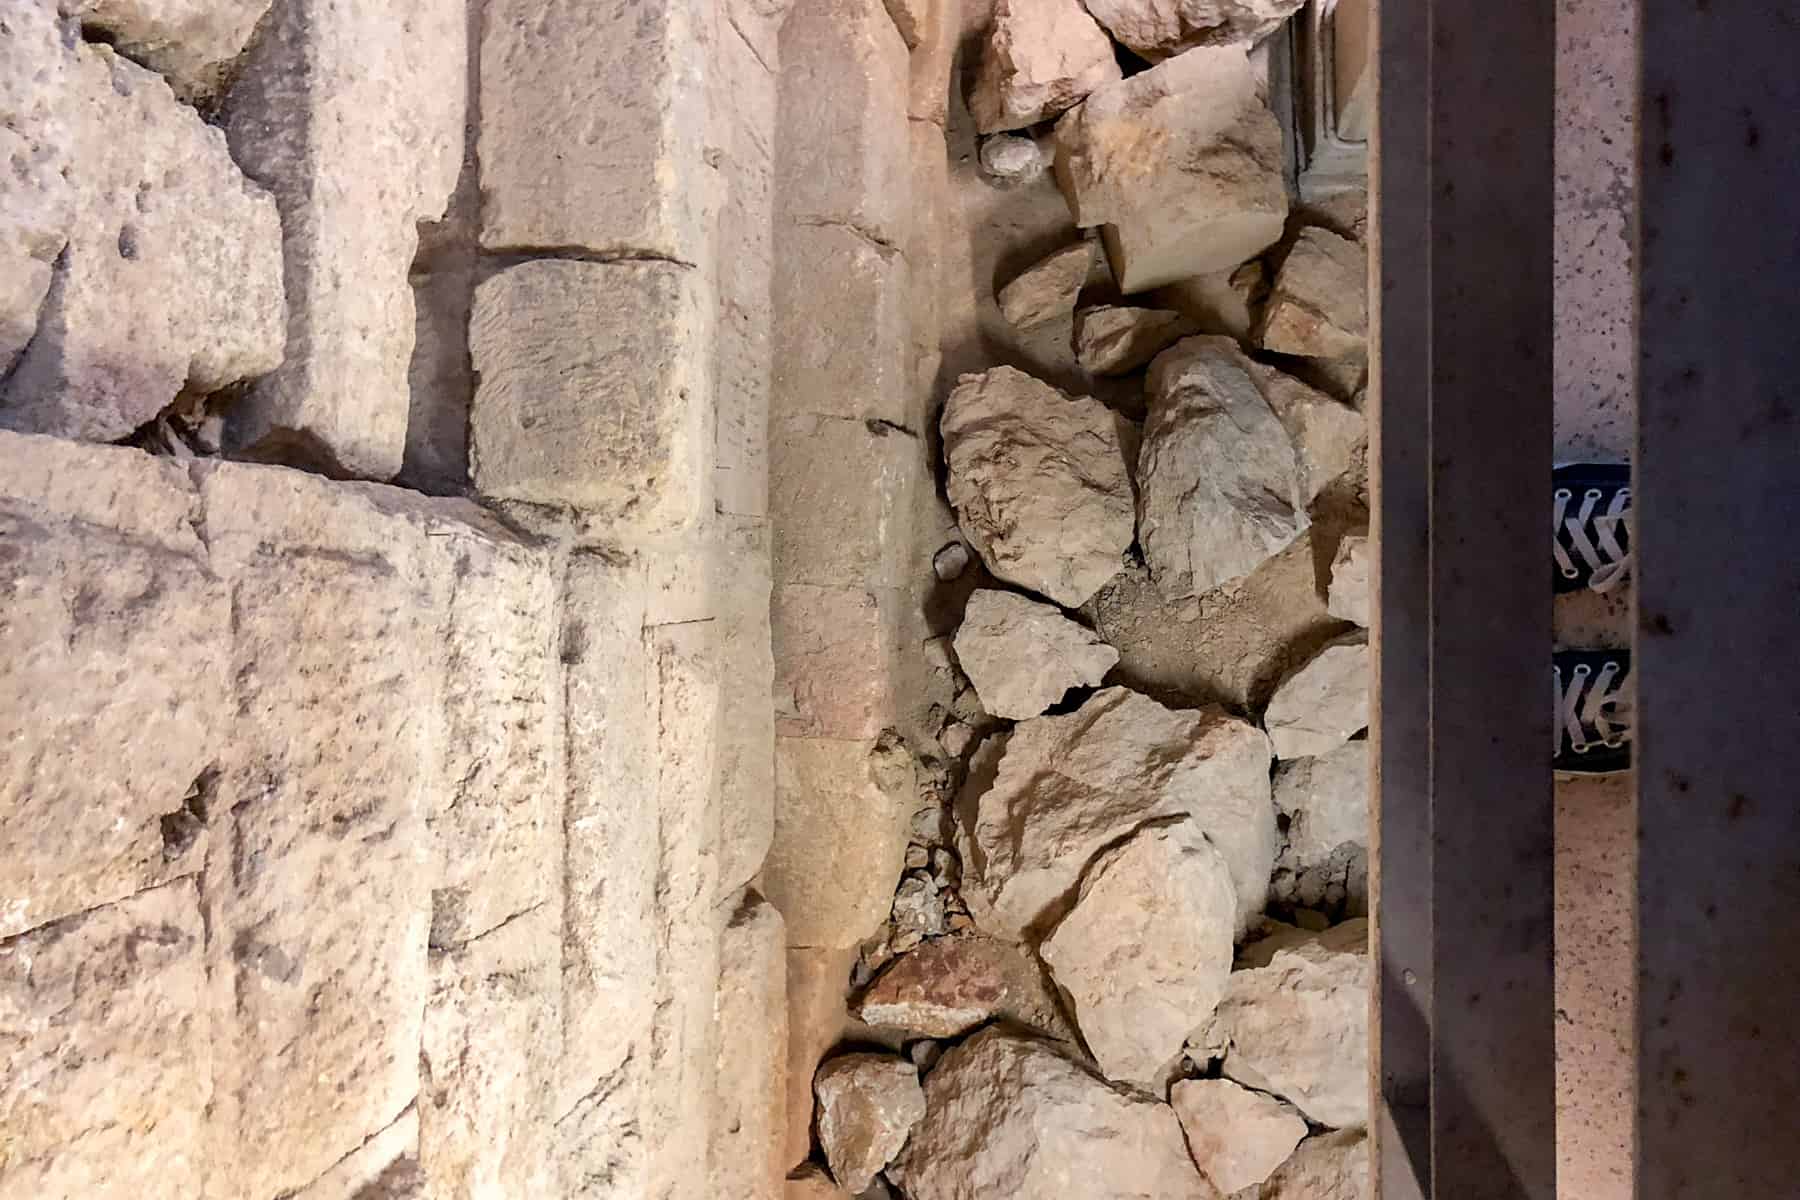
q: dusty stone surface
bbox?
[784,945,861,1170]
[1055,47,1287,292]
[1272,742,1370,915]
[1075,305,1202,375]
[470,260,707,526]
[712,893,790,1200]
[763,735,916,949]
[771,413,915,589]
[716,518,779,899]
[1084,0,1308,59]
[953,589,1118,719]
[223,0,462,478]
[1170,1078,1308,1196]
[996,240,1093,331]
[0,10,283,443]
[1263,633,1369,759]
[941,366,1134,608]
[774,584,898,739]
[1326,534,1370,626]
[970,0,1121,133]
[979,133,1048,183]
[1195,921,1371,1130]
[64,0,272,99]
[964,687,1274,939]
[1250,359,1366,505]
[856,934,1076,1041]
[891,1031,1215,1199]
[787,1164,853,1200]
[773,223,909,424]
[1259,1129,1370,1199]
[815,1054,927,1193]
[1138,337,1309,599]
[1040,821,1237,1086]
[882,0,928,46]
[1257,228,1369,361]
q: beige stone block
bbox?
[762,736,914,949]
[770,413,916,589]
[906,0,957,125]
[772,222,910,424]
[0,435,227,940]
[0,878,208,1200]
[471,260,711,526]
[777,0,911,246]
[783,945,861,1169]
[292,1108,420,1199]
[717,518,778,897]
[65,0,273,100]
[223,0,465,478]
[728,0,798,69]
[710,892,790,1200]
[480,0,714,259]
[773,584,900,739]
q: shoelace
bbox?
[1554,659,1633,756]
[1554,486,1632,593]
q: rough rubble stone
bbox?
[67,0,273,100]
[814,1054,927,1193]
[1249,360,1367,504]
[1263,634,1369,759]
[953,589,1118,719]
[787,1164,852,1200]
[1055,47,1287,292]
[1259,1130,1370,1199]
[978,133,1048,183]
[891,1031,1216,1200]
[711,893,789,1200]
[1138,337,1309,599]
[970,0,1122,133]
[996,240,1094,330]
[1170,1078,1308,1196]
[1257,228,1369,360]
[1272,742,1369,914]
[1075,305,1203,375]
[933,541,971,581]
[470,260,707,526]
[1195,921,1371,1129]
[1326,533,1370,626]
[964,686,1275,939]
[762,735,916,949]
[941,367,1134,608]
[1084,0,1307,60]
[889,871,950,948]
[855,934,1076,1041]
[0,13,284,443]
[1040,821,1237,1086]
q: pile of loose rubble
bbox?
[797,0,1371,1195]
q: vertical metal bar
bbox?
[1635,5,1800,1194]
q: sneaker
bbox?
[1553,463,1631,594]
[1553,649,1632,774]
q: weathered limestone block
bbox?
[1257,227,1369,360]
[970,0,1121,133]
[763,735,916,948]
[814,1054,926,1193]
[952,589,1118,720]
[421,906,559,1198]
[1074,304,1202,375]
[772,223,910,424]
[471,260,710,526]
[64,0,273,99]
[1170,1078,1307,1196]
[1040,821,1237,1086]
[292,1108,420,1199]
[779,0,910,246]
[728,0,798,69]
[856,934,1077,1042]
[770,413,915,589]
[1263,633,1369,759]
[0,879,208,1200]
[1326,533,1370,626]
[1138,337,1309,598]
[904,0,956,125]
[1260,1130,1370,1199]
[710,893,789,1200]
[1272,741,1369,914]
[1084,0,1306,60]
[996,240,1093,331]
[882,0,928,47]
[965,687,1275,940]
[0,9,283,443]
[481,0,712,258]
[783,945,860,1169]
[891,1031,1215,1199]
[941,367,1134,608]
[717,518,778,898]
[1195,921,1371,1129]
[0,434,227,940]
[1250,359,1366,504]
[223,0,462,478]
[1055,47,1287,292]
[774,584,899,739]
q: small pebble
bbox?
[933,541,972,581]
[978,133,1047,183]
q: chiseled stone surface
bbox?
[1055,46,1287,292]
[470,260,709,526]
[0,878,208,1200]
[1170,1078,1307,1196]
[0,8,284,444]
[772,223,910,425]
[941,367,1133,609]
[711,893,789,1200]
[970,0,1121,134]
[1083,0,1306,60]
[774,584,898,739]
[891,1031,1216,1199]
[717,518,778,899]
[1263,633,1369,759]
[855,934,1076,1042]
[814,1054,926,1194]
[223,0,463,479]
[64,0,273,99]
[1257,228,1370,361]
[952,589,1117,720]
